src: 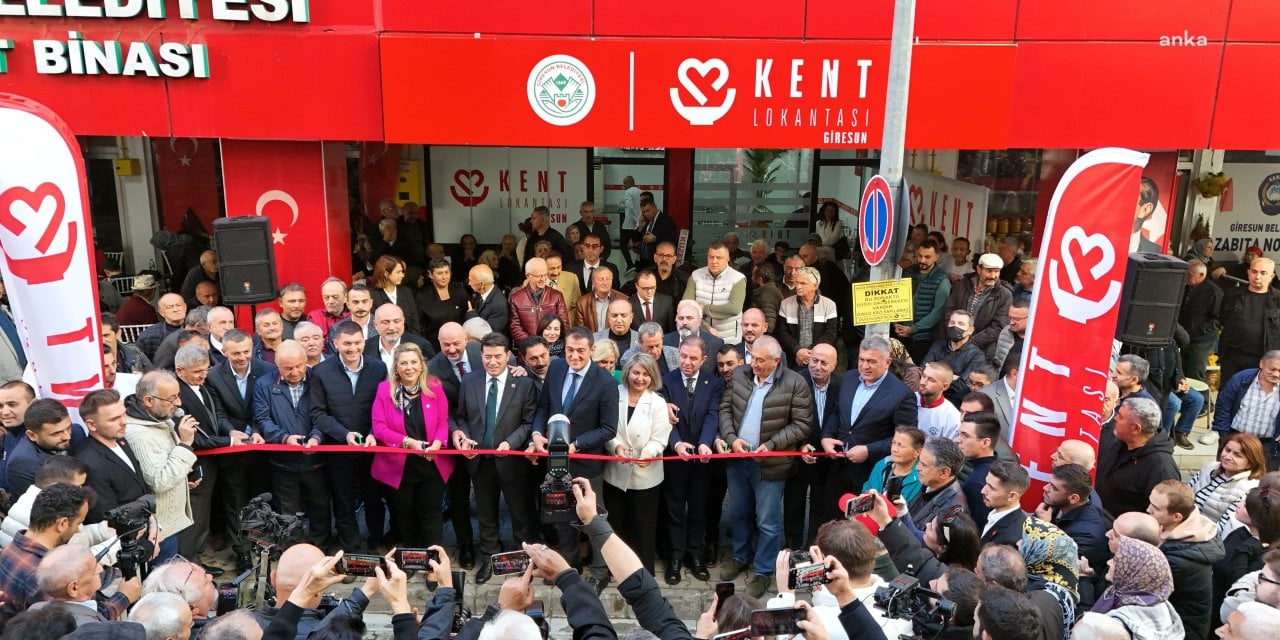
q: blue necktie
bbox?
[483,378,498,449]
[563,372,580,409]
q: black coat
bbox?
[826,370,917,462]
[362,332,436,362]
[206,358,277,432]
[308,356,388,442]
[1163,529,1226,640]
[370,286,422,336]
[1096,433,1180,516]
[630,293,675,333]
[74,437,150,523]
[1179,281,1223,344]
[466,287,509,334]
[532,358,620,478]
[426,342,483,419]
[451,371,537,476]
[979,509,1027,546]
[569,261,622,297]
[1053,498,1113,571]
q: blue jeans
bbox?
[727,460,784,576]
[154,533,180,564]
[1162,388,1205,434]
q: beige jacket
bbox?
[124,404,196,538]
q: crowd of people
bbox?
[0,195,1277,640]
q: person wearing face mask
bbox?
[943,253,1012,358]
[923,310,988,404]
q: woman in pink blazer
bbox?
[371,342,455,547]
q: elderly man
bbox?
[685,243,748,344]
[629,270,675,334]
[293,321,326,366]
[907,437,969,532]
[507,257,568,343]
[723,231,748,265]
[1212,351,1280,468]
[309,320,388,553]
[716,335,813,598]
[204,306,234,366]
[136,293,188,361]
[1179,259,1222,382]
[131,592,195,640]
[194,281,220,307]
[426,322,484,567]
[116,274,161,326]
[363,302,435,373]
[624,322,680,377]
[575,267,626,332]
[466,264,508,334]
[306,278,350,337]
[252,309,285,364]
[545,252,579,318]
[152,307,210,371]
[28,543,131,625]
[173,345,233,562]
[1051,439,1097,470]
[124,370,198,561]
[784,341,839,550]
[664,299,725,355]
[1096,396,1179,516]
[142,558,218,635]
[595,299,638,360]
[944,253,1012,357]
[1219,257,1280,383]
[1011,256,1036,302]
[778,266,838,368]
[181,250,220,309]
[254,341,330,546]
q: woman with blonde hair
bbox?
[371,342,454,547]
[604,352,672,574]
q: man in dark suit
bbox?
[364,303,436,373]
[426,322,481,567]
[637,198,678,265]
[820,336,917,523]
[253,341,331,547]
[205,329,272,569]
[465,264,508,335]
[74,389,150,524]
[450,332,538,584]
[309,321,390,552]
[531,326,619,593]
[658,334,723,585]
[664,299,725,356]
[569,233,621,297]
[568,201,612,262]
[4,399,81,496]
[630,270,675,334]
[978,460,1029,546]
[786,342,840,550]
[173,344,235,561]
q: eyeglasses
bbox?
[149,393,180,405]
[1260,573,1280,587]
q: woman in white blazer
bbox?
[604,352,672,574]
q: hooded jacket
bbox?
[1106,602,1185,640]
[122,394,196,538]
[1096,433,1181,516]
[1160,510,1226,640]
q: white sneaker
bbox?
[1198,432,1219,446]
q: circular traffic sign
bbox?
[860,175,894,266]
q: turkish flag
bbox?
[152,138,221,233]
[1012,148,1149,510]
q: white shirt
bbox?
[486,369,509,411]
[379,338,402,373]
[621,186,641,229]
[107,441,137,473]
[918,393,962,440]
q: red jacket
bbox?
[507,285,567,342]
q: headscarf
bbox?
[1021,517,1080,633]
[1184,238,1213,265]
[1092,536,1175,614]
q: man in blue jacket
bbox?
[1212,350,1280,470]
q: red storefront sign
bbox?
[1013,148,1148,510]
[381,37,892,148]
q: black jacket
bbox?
[1052,499,1113,571]
[308,356,388,442]
[4,430,86,495]
[1179,281,1223,343]
[466,287,508,334]
[426,343,483,419]
[979,509,1027,546]
[533,358,620,478]
[1096,433,1180,516]
[1161,517,1226,640]
[206,358,277,431]
[370,285,422,336]
[1220,286,1280,357]
[960,455,996,528]
[74,436,150,523]
[363,332,436,362]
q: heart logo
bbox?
[677,58,730,107]
[908,185,925,223]
[1059,226,1115,294]
[451,170,489,207]
[0,182,78,285]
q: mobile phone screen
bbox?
[338,554,387,577]
[714,582,735,615]
[749,609,806,637]
[397,548,440,571]
[492,551,531,576]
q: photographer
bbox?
[1,457,122,564]
[916,566,982,640]
[865,491,980,585]
[253,544,374,640]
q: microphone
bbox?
[251,492,273,504]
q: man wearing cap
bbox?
[116,274,161,326]
[943,253,1012,358]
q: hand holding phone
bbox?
[749,608,807,637]
[337,553,388,577]
[492,550,531,576]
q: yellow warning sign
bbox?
[852,279,914,325]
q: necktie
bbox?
[483,378,498,449]
[685,376,695,400]
[644,301,652,322]
[455,361,467,380]
[588,266,596,285]
[563,372,580,408]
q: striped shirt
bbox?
[1231,378,1280,439]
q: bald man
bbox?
[1052,440,1096,471]
[253,341,330,546]
[1219,257,1280,383]
[427,322,484,567]
[136,293,188,360]
[252,544,361,633]
[466,264,508,334]
[181,250,220,309]
[783,342,839,550]
[363,303,435,374]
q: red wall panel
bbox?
[1226,0,1280,42]
[1015,0,1230,41]
[380,0,592,35]
[595,0,804,38]
[905,45,1015,149]
[1210,44,1280,149]
[806,0,1017,41]
[1008,42,1220,149]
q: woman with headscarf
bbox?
[1183,238,1215,269]
[1089,536,1184,640]
[1020,518,1081,635]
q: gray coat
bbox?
[718,365,813,481]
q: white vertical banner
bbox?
[903,168,991,245]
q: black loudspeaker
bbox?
[1114,252,1187,346]
[213,217,278,304]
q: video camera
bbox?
[104,494,156,580]
[240,493,303,550]
[539,414,577,524]
[872,570,956,637]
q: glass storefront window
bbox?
[690,148,814,265]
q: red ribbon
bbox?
[195,443,841,463]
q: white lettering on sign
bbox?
[753,57,873,99]
[212,0,308,23]
[0,0,304,21]
[32,34,209,78]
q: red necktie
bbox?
[456,361,466,380]
[644,301,652,322]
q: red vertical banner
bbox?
[152,138,224,233]
[1013,148,1149,510]
[220,140,352,315]
[0,94,103,403]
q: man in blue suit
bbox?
[308,321,389,552]
[820,336,917,523]
[658,334,723,585]
[785,342,840,549]
[531,326,619,594]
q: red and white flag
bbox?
[0,94,103,403]
[1012,148,1149,510]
